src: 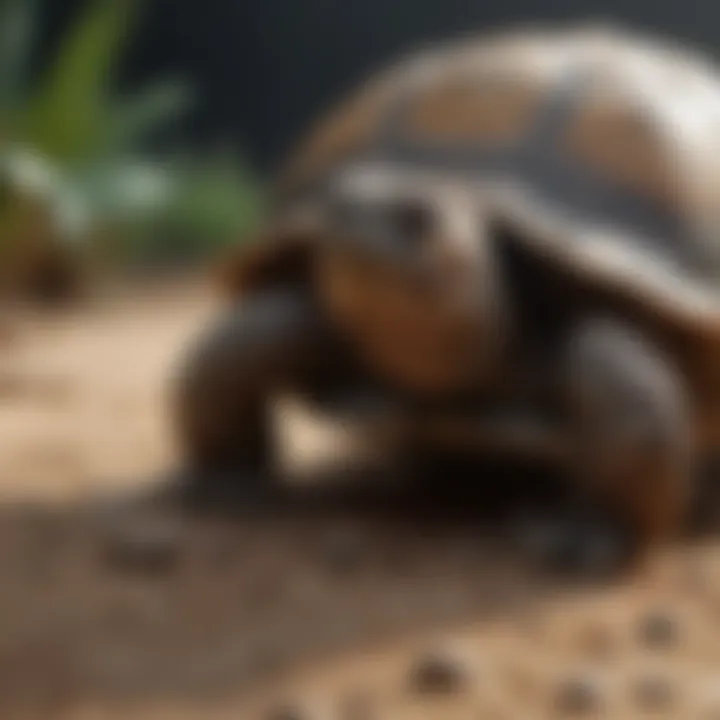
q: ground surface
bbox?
[2,278,720,720]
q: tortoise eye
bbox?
[387,200,435,245]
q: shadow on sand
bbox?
[0,459,714,717]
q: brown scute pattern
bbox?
[265,21,720,365]
[274,33,555,199]
[276,24,720,256]
[404,71,543,147]
[276,59,421,199]
[276,32,567,198]
[562,77,681,209]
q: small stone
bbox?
[638,611,679,649]
[100,517,182,577]
[554,677,603,715]
[408,649,468,695]
[633,675,674,711]
[264,703,308,720]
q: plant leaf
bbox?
[159,153,265,244]
[0,0,39,119]
[21,0,139,163]
[108,78,195,154]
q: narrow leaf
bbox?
[0,0,39,117]
[22,0,139,162]
[108,78,195,154]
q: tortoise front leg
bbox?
[558,318,694,570]
[171,287,328,507]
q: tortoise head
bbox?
[314,163,510,395]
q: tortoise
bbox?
[170,23,720,569]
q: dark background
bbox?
[37,0,719,178]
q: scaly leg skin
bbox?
[530,318,694,576]
[171,287,329,511]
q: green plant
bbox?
[3,0,192,162]
[7,0,194,250]
[122,148,266,265]
[0,0,264,286]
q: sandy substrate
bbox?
[1,278,720,720]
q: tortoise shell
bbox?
[254,24,720,336]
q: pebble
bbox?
[632,675,674,711]
[553,676,603,716]
[100,516,182,577]
[264,704,310,720]
[638,611,679,649]
[408,649,468,695]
